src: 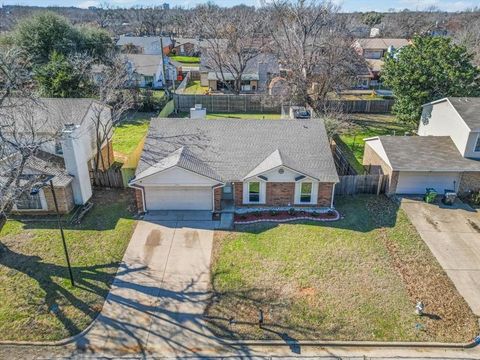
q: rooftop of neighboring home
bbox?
[135,118,339,183]
[365,135,480,172]
[355,38,411,50]
[425,97,480,131]
[124,54,163,75]
[0,98,109,133]
[116,35,173,49]
[200,52,280,78]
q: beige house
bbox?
[363,97,480,195]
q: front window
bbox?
[248,182,260,203]
[16,191,42,210]
[475,135,480,152]
[300,182,312,203]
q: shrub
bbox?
[327,209,336,217]
[288,208,296,216]
[470,191,480,205]
[240,214,247,220]
[311,211,320,217]
[270,210,279,216]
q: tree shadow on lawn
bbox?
[0,243,139,339]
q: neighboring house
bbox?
[125,54,165,88]
[1,98,113,214]
[363,97,480,195]
[200,52,280,93]
[116,35,173,55]
[129,118,339,212]
[171,38,198,56]
[354,38,411,87]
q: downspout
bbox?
[212,183,225,213]
[330,182,336,209]
[128,182,146,213]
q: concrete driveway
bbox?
[401,198,480,316]
[80,211,231,356]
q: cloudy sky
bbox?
[1,0,478,12]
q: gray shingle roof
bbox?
[377,136,480,172]
[355,38,410,50]
[137,118,339,183]
[117,35,172,49]
[135,146,222,182]
[125,54,162,75]
[0,98,105,133]
[446,97,480,131]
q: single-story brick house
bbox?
[129,118,339,212]
[363,97,480,195]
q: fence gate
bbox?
[335,174,388,195]
[90,163,124,188]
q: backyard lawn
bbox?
[206,196,478,342]
[183,80,209,94]
[0,189,137,341]
[112,112,154,157]
[169,55,200,64]
[337,114,414,173]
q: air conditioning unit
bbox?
[190,104,206,119]
[289,106,311,120]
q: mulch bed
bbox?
[234,209,340,224]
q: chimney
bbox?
[61,124,92,205]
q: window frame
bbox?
[300,182,313,203]
[13,189,47,211]
[474,134,480,152]
[248,181,260,203]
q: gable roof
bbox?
[0,98,108,134]
[134,146,222,182]
[136,118,339,183]
[117,35,172,49]
[125,54,162,75]
[355,38,410,50]
[370,136,480,172]
[446,97,480,131]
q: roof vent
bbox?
[278,168,284,174]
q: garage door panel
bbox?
[396,172,459,194]
[145,187,212,210]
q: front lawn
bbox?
[112,112,153,156]
[338,114,414,173]
[169,55,201,64]
[0,189,137,341]
[206,196,478,342]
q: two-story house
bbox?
[2,98,113,214]
[363,97,480,195]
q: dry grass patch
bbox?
[205,196,479,342]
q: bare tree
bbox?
[453,13,480,66]
[193,4,267,94]
[266,0,362,109]
[89,53,136,173]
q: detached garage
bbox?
[363,136,480,196]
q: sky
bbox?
[1,0,479,12]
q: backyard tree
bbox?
[193,4,267,95]
[382,36,480,123]
[362,12,383,27]
[265,0,363,110]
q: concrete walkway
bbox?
[401,197,480,316]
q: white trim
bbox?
[243,180,266,204]
[243,164,319,182]
[131,164,224,185]
[294,181,318,205]
[330,183,335,208]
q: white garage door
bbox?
[144,186,212,210]
[396,172,459,194]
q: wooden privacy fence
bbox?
[335,174,389,195]
[174,94,394,114]
[90,163,124,188]
[331,140,359,176]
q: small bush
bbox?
[327,209,336,216]
[270,210,279,216]
[240,214,247,220]
[311,211,320,217]
[469,191,480,205]
[288,208,296,216]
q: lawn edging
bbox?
[234,210,341,225]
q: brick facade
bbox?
[214,187,222,211]
[134,188,145,213]
[232,181,334,208]
[459,172,480,195]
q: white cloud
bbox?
[78,0,99,8]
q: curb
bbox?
[234,211,341,225]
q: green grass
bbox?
[206,196,478,342]
[0,189,137,341]
[338,114,414,172]
[112,113,152,156]
[183,80,209,95]
[168,55,201,64]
